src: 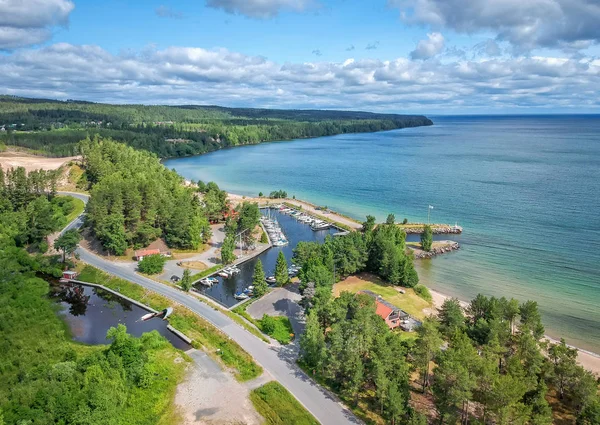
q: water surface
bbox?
[165,116,600,352]
[54,284,190,349]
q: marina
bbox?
[194,207,339,308]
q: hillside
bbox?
[0,96,433,158]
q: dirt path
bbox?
[175,349,264,425]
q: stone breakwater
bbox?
[410,241,460,259]
[402,224,463,235]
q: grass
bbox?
[178,260,208,270]
[76,264,263,382]
[250,381,319,425]
[190,264,221,282]
[231,298,291,344]
[333,273,431,320]
[59,194,85,223]
[259,315,295,345]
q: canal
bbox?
[196,208,338,307]
[53,284,191,350]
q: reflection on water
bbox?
[52,284,190,350]
[197,208,337,307]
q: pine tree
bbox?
[180,268,193,292]
[421,224,433,251]
[252,260,268,297]
[414,317,443,392]
[221,233,236,264]
[275,251,290,286]
[300,310,326,374]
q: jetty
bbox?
[407,240,460,259]
[399,223,463,235]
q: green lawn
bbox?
[333,273,431,320]
[259,315,295,345]
[250,382,319,425]
[77,264,263,382]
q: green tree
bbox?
[180,268,193,291]
[275,251,290,286]
[413,317,443,392]
[258,191,263,197]
[548,338,579,400]
[221,233,236,264]
[438,298,465,337]
[54,229,81,262]
[137,254,166,274]
[362,215,376,233]
[519,300,545,339]
[421,224,433,251]
[386,213,395,225]
[300,310,326,374]
[260,231,268,244]
[252,260,268,297]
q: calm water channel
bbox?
[196,208,337,307]
[53,284,190,350]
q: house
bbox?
[359,290,410,330]
[62,270,78,280]
[133,248,161,261]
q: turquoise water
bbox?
[165,116,600,353]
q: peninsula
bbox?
[0,95,433,159]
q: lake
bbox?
[165,115,600,353]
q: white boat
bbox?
[234,292,249,300]
[273,239,288,247]
[207,277,218,284]
[218,271,230,278]
[311,221,330,230]
[199,278,213,286]
[266,276,277,284]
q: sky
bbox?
[0,0,599,114]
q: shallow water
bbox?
[54,284,190,349]
[165,115,600,352]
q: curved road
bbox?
[59,192,359,425]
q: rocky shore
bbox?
[409,240,460,259]
[402,224,463,235]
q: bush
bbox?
[138,254,166,275]
[259,315,294,344]
[414,284,432,302]
[260,231,268,244]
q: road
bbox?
[58,192,360,425]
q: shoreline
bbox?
[224,187,600,376]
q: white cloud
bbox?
[0,0,74,50]
[206,0,313,19]
[410,32,445,59]
[389,0,600,51]
[0,43,598,112]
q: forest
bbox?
[0,95,433,158]
[81,137,213,254]
[0,168,185,424]
[299,279,600,423]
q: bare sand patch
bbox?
[0,151,78,172]
[175,349,263,425]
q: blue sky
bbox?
[0,0,599,113]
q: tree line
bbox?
[0,96,433,159]
[0,165,75,251]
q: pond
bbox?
[196,208,338,307]
[53,284,191,350]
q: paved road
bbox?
[59,192,360,425]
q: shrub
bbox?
[260,231,268,244]
[138,254,166,275]
[414,284,432,302]
[260,314,277,334]
[402,218,408,224]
